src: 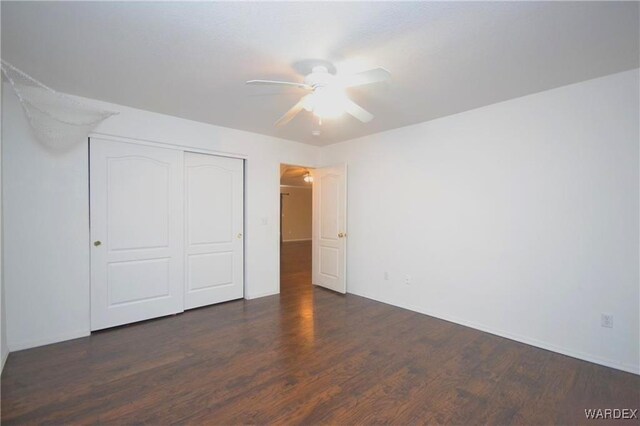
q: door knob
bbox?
[338,233,344,238]
[93,241,102,247]
[237,233,243,239]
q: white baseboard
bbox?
[1,348,8,372]
[282,238,311,242]
[348,289,639,375]
[9,328,90,352]
[245,289,280,300]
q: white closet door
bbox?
[184,152,244,309]
[90,138,184,331]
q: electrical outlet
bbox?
[601,313,614,328]
[404,275,412,285]
[384,272,389,281]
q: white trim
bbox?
[243,159,247,302]
[9,328,90,352]
[245,289,279,300]
[276,164,281,294]
[280,184,312,189]
[348,289,640,375]
[281,163,316,170]
[282,238,312,242]
[89,132,248,160]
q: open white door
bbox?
[184,152,244,309]
[312,164,347,293]
[90,138,184,331]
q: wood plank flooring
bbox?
[1,240,638,424]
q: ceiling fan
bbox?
[246,62,390,127]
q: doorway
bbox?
[280,164,313,294]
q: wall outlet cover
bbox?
[601,313,614,328]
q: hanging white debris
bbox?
[1,59,118,150]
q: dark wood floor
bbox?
[2,240,638,424]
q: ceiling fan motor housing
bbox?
[304,66,335,88]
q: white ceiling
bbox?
[2,2,638,146]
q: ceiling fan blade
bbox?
[344,98,374,123]
[246,80,312,90]
[275,95,310,127]
[340,67,390,88]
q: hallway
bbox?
[280,240,312,295]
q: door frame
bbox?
[278,162,344,293]
[88,133,248,320]
[90,132,249,160]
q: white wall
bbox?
[2,86,318,351]
[321,70,640,374]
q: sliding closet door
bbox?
[90,138,184,331]
[184,152,244,309]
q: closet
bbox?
[89,137,244,331]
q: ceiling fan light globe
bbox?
[312,87,348,119]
